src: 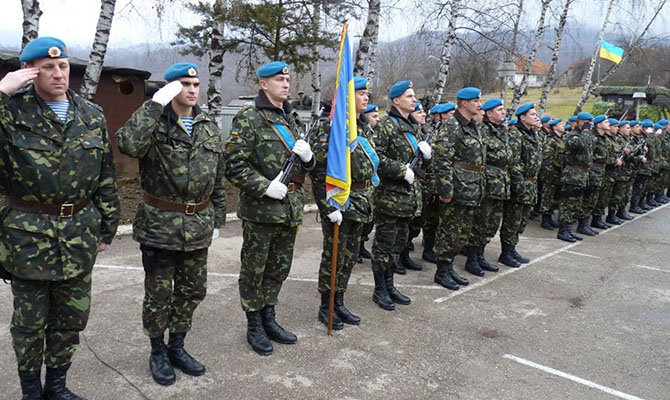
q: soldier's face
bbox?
[473,109,484,124]
[260,74,291,103]
[620,125,630,136]
[173,77,200,108]
[393,89,416,114]
[441,110,454,122]
[355,89,369,114]
[486,105,506,124]
[411,109,426,124]
[460,98,481,117]
[632,125,640,134]
[554,123,565,134]
[521,109,540,128]
[367,111,379,126]
[609,125,618,135]
[27,57,70,101]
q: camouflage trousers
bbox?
[11,271,92,373]
[630,174,648,206]
[581,181,602,219]
[371,213,410,274]
[470,197,504,248]
[407,214,422,246]
[594,177,615,216]
[434,202,476,262]
[539,177,560,214]
[318,217,364,293]
[140,245,208,338]
[239,221,297,313]
[558,184,584,225]
[610,178,632,210]
[500,201,531,246]
[360,220,374,244]
[421,196,440,248]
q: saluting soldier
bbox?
[0,37,120,399]
[539,118,565,230]
[225,61,315,355]
[116,63,226,385]
[311,76,378,329]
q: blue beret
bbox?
[413,103,424,112]
[429,105,440,114]
[20,37,68,63]
[577,112,593,121]
[164,62,198,81]
[629,120,639,127]
[388,80,413,99]
[567,116,578,123]
[481,98,503,111]
[515,102,535,117]
[618,120,629,127]
[608,118,619,125]
[508,119,518,126]
[549,118,562,127]
[354,77,369,91]
[456,87,481,100]
[441,103,456,113]
[364,104,378,114]
[641,119,653,128]
[654,123,662,130]
[593,115,607,125]
[540,115,551,123]
[658,119,669,126]
[257,61,289,78]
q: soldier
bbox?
[556,112,594,242]
[371,80,431,309]
[611,120,635,221]
[586,115,615,232]
[649,122,669,205]
[601,118,625,225]
[539,118,565,230]
[225,61,315,355]
[311,76,377,329]
[531,115,552,220]
[634,120,655,211]
[357,103,380,263]
[116,63,225,385]
[628,120,648,214]
[0,37,120,400]
[432,87,485,288]
[364,104,380,127]
[498,103,542,266]
[468,98,513,274]
[660,120,670,202]
[565,115,577,132]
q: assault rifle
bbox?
[408,120,441,179]
[279,107,324,186]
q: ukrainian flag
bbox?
[600,40,624,64]
[326,22,356,210]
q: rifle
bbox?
[408,120,441,179]
[279,107,324,186]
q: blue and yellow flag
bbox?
[600,40,624,64]
[326,22,357,210]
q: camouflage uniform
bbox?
[420,123,442,256]
[609,133,633,211]
[594,133,620,217]
[116,99,226,337]
[539,130,564,214]
[225,90,314,313]
[582,130,608,218]
[558,127,592,225]
[631,132,652,207]
[0,87,120,373]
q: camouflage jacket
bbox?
[661,133,670,169]
[480,119,513,201]
[540,130,564,183]
[561,127,592,187]
[601,134,621,181]
[116,100,226,251]
[636,132,654,176]
[433,110,486,206]
[589,131,610,185]
[373,107,426,217]
[509,124,543,205]
[0,87,120,280]
[225,90,315,226]
[614,134,634,181]
[311,115,376,222]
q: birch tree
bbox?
[21,0,42,51]
[80,0,116,101]
[354,0,381,78]
[207,0,226,117]
[310,0,322,117]
[538,0,574,114]
[430,0,461,104]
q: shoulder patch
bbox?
[230,129,239,136]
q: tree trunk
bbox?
[508,0,551,114]
[354,0,381,77]
[430,0,461,105]
[80,0,116,101]
[207,0,227,118]
[538,0,573,114]
[310,0,322,117]
[366,32,379,83]
[507,0,524,61]
[574,0,615,114]
[21,0,42,52]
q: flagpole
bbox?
[327,223,340,335]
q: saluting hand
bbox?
[152,81,183,107]
[0,67,39,95]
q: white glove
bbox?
[292,139,313,163]
[152,81,183,106]
[265,171,288,200]
[327,210,343,225]
[418,141,432,160]
[212,228,220,240]
[404,164,415,185]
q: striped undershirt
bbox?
[44,100,69,123]
[180,117,194,135]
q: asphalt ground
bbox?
[1,203,669,399]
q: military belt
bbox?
[143,192,211,215]
[566,165,589,173]
[523,176,537,183]
[454,161,485,173]
[7,197,90,218]
[351,180,372,190]
[486,163,508,172]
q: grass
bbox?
[481,87,598,119]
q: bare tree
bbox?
[21,0,42,51]
[80,0,116,101]
[430,0,461,104]
[354,0,381,78]
[507,0,524,61]
[207,0,227,117]
[310,0,322,116]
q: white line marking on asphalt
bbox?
[565,250,603,259]
[631,264,670,273]
[503,354,646,400]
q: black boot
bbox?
[540,214,555,230]
[393,254,406,275]
[568,224,583,241]
[605,210,623,225]
[149,334,176,386]
[550,215,560,228]
[576,218,597,236]
[660,193,670,203]
[334,292,361,325]
[617,208,634,220]
[372,270,395,310]
[44,364,88,400]
[422,245,437,264]
[629,203,645,214]
[512,246,531,264]
[385,268,411,305]
[557,224,577,242]
[261,305,297,344]
[245,311,273,356]
[318,292,344,330]
[639,198,651,210]
[477,245,499,272]
[167,332,205,376]
[434,261,459,290]
[590,215,610,229]
[647,194,660,207]
[400,249,422,271]
[463,246,484,277]
[447,261,469,285]
[359,242,372,260]
[498,243,521,268]
[19,370,42,400]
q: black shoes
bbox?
[400,249,422,271]
[334,292,361,325]
[394,255,406,275]
[605,210,623,225]
[511,246,530,264]
[245,311,273,356]
[168,333,205,376]
[434,261,459,290]
[261,305,297,344]
[19,370,42,400]
[422,238,437,263]
[617,208,634,220]
[498,243,521,268]
[541,214,556,230]
[557,224,576,242]
[150,335,176,385]
[318,292,344,330]
[477,246,499,272]
[359,243,372,260]
[591,215,610,230]
[463,246,484,277]
[385,268,411,305]
[577,218,597,236]
[45,364,88,400]
[372,270,395,310]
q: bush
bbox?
[590,101,620,117]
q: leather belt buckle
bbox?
[478,166,485,173]
[60,203,74,218]
[185,203,197,215]
[364,180,371,189]
[287,183,297,193]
